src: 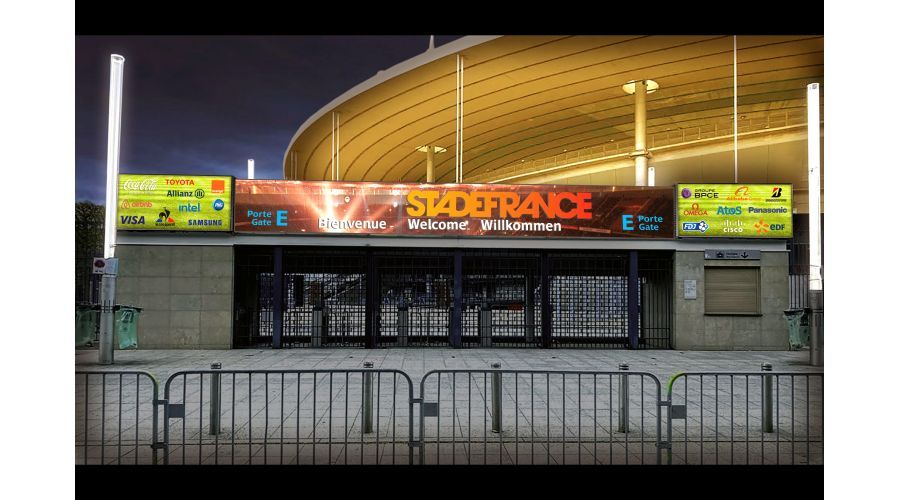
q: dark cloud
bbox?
[76,35,462,203]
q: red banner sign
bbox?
[234,181,674,239]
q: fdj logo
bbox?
[120,215,145,224]
[682,221,708,233]
[213,199,225,211]
[771,187,783,198]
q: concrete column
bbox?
[633,80,648,187]
[426,146,435,183]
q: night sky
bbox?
[75,36,463,203]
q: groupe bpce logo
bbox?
[122,179,157,191]
[681,188,692,199]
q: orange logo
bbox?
[406,190,592,219]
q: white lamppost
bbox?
[248,159,255,179]
[99,54,125,365]
[807,82,823,367]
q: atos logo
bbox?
[213,199,225,211]
[119,215,145,225]
[682,221,708,233]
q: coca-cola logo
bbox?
[122,179,157,191]
[121,200,153,209]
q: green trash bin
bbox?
[115,305,143,350]
[783,308,810,350]
[75,304,98,347]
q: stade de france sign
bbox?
[234,181,674,239]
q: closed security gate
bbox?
[282,248,367,347]
[234,246,672,349]
[549,252,629,347]
[462,250,540,348]
[377,251,454,347]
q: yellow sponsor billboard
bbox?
[117,174,232,231]
[676,184,792,238]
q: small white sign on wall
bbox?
[684,279,697,300]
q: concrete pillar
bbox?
[633,80,648,187]
[426,146,435,183]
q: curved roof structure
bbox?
[283,35,823,207]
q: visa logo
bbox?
[120,215,145,224]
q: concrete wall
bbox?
[116,245,233,349]
[673,251,789,350]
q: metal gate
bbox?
[282,248,367,347]
[234,247,672,349]
[377,251,454,347]
[549,252,629,347]
[233,246,274,347]
[461,250,540,348]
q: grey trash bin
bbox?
[783,308,810,350]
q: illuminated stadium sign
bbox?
[677,184,793,238]
[116,174,233,231]
[234,181,674,239]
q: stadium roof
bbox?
[283,35,823,208]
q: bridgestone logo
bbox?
[122,179,157,191]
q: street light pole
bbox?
[99,54,125,365]
[807,82,823,367]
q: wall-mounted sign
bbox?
[677,184,793,238]
[704,249,761,260]
[234,181,674,239]
[684,279,697,300]
[92,257,118,275]
[116,175,232,231]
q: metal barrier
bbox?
[417,367,663,464]
[75,371,161,464]
[162,368,414,464]
[665,369,824,465]
[75,366,824,466]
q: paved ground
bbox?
[76,347,822,384]
[75,348,823,466]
